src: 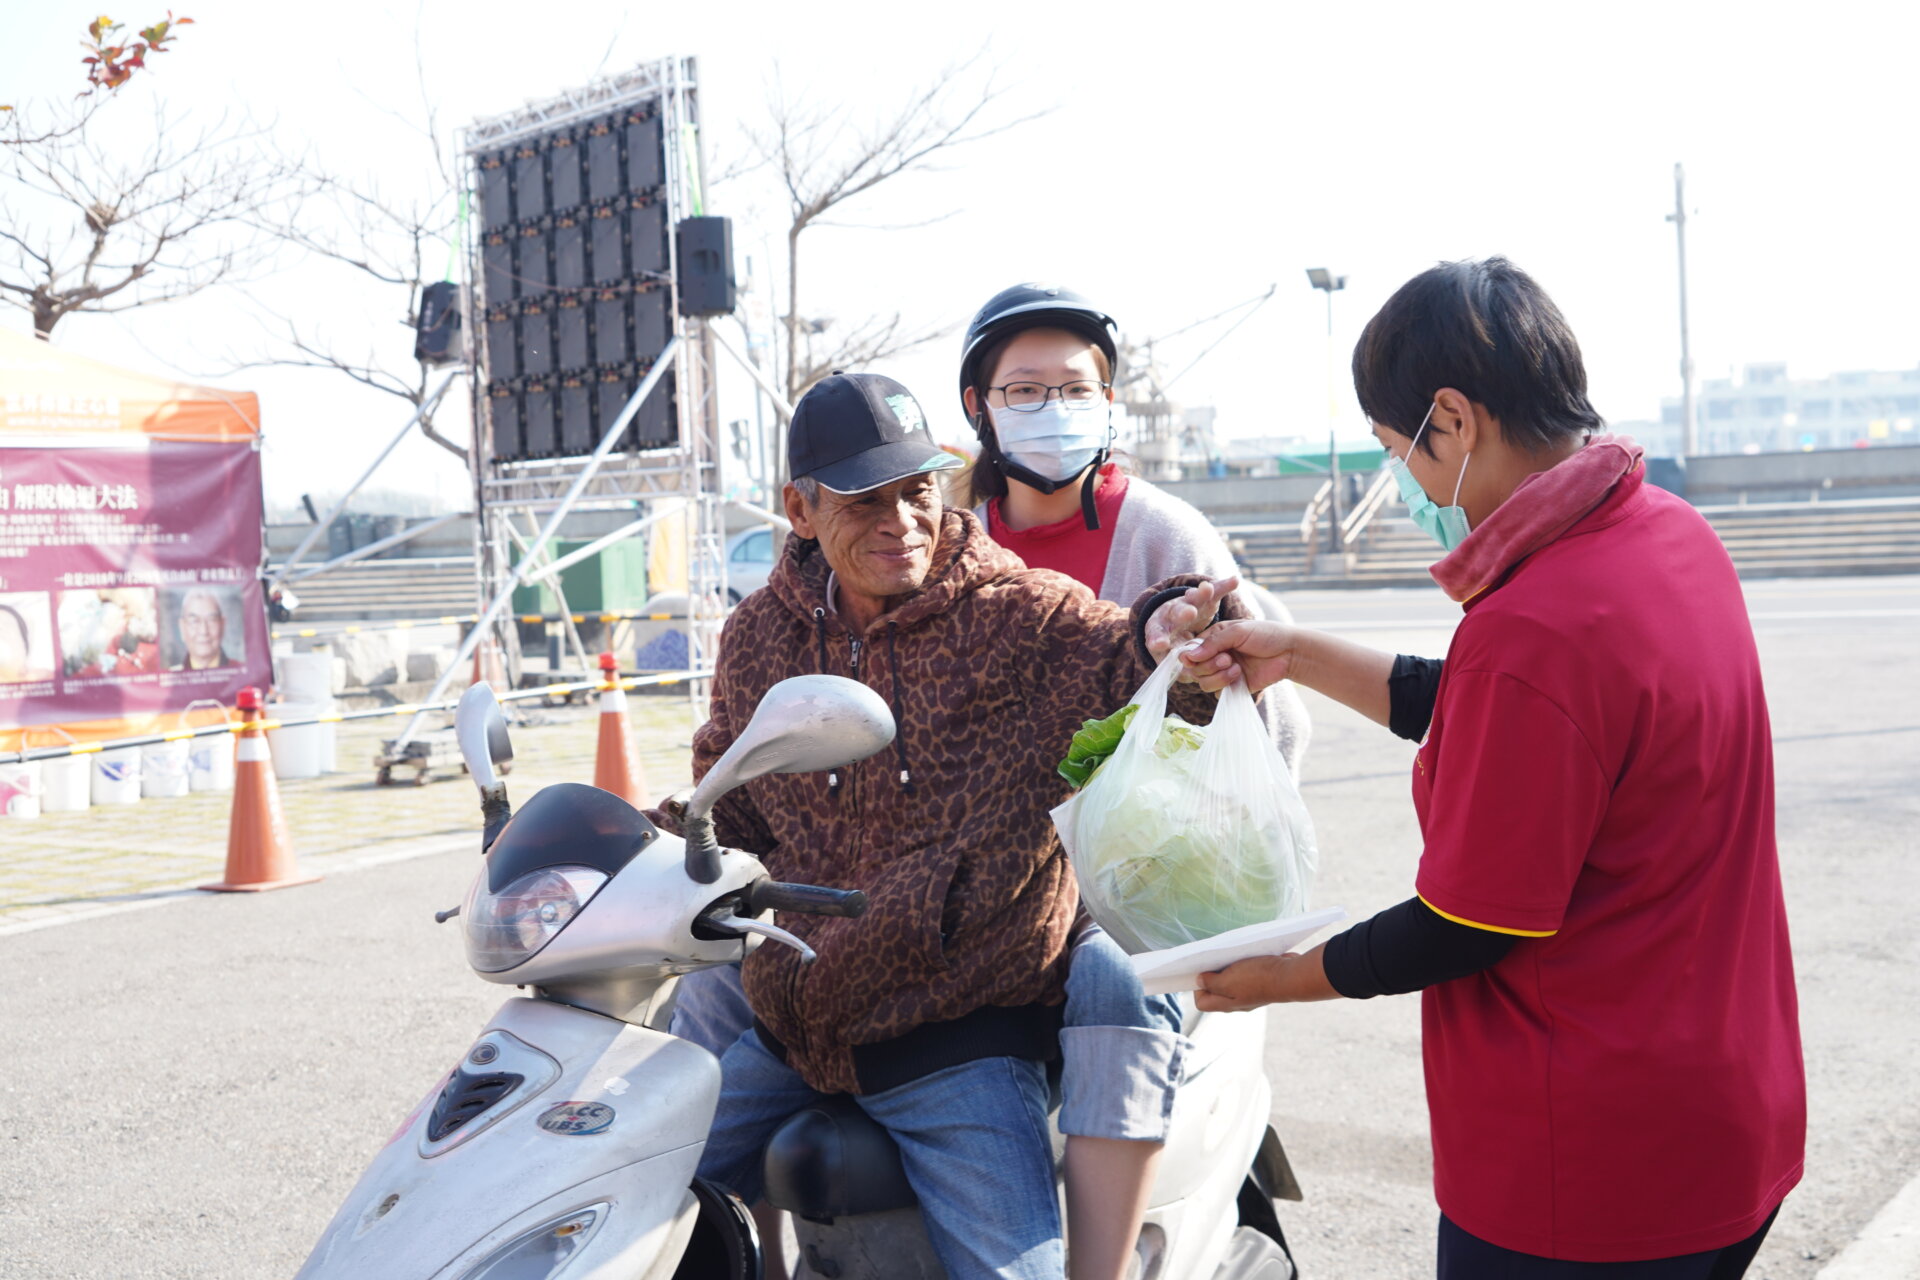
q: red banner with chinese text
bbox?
[0,441,272,728]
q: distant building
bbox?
[1654,363,1920,456]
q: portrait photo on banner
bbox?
[0,591,57,685]
[159,583,247,673]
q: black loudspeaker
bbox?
[676,217,735,317]
[555,295,589,370]
[523,380,556,457]
[414,281,462,364]
[559,373,595,454]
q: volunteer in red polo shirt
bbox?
[1179,257,1804,1278]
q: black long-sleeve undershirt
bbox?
[1388,653,1444,742]
[1321,896,1519,998]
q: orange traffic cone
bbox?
[472,633,508,690]
[592,652,646,805]
[202,688,320,893]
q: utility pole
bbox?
[1666,163,1697,457]
[1306,268,1347,554]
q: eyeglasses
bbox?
[987,380,1109,413]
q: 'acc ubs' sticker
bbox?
[538,1101,615,1136]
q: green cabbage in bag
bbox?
[1051,652,1316,955]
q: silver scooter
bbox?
[296,676,1301,1280]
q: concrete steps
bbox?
[1699,500,1920,577]
[275,557,477,622]
[1227,498,1920,588]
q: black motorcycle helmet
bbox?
[958,283,1120,530]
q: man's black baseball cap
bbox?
[788,372,962,495]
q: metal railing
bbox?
[1339,468,1398,547]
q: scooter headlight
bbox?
[465,866,607,973]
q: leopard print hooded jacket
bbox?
[664,507,1239,1094]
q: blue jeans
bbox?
[697,1029,1064,1280]
[671,924,1189,1142]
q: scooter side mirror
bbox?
[456,682,515,850]
[681,675,895,883]
[457,682,514,787]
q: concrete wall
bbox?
[1684,444,1920,503]
[1153,473,1330,523]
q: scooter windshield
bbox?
[485,782,659,894]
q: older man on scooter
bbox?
[660,372,1242,1280]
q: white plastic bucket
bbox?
[91,747,142,805]
[266,702,335,780]
[40,756,90,812]
[182,700,236,793]
[278,652,335,703]
[189,735,235,792]
[0,761,41,819]
[141,740,192,798]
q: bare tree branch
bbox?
[734,51,1053,401]
[0,101,298,337]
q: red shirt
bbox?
[985,464,1129,593]
[1412,472,1803,1261]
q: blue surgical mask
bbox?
[990,401,1109,483]
[1387,404,1473,551]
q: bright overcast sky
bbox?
[4,0,1915,506]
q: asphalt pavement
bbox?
[1,575,1915,1279]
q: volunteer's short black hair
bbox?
[1353,257,1604,458]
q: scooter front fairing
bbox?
[296,997,720,1280]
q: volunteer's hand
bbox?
[1195,945,1339,1010]
[1179,618,1304,696]
[1145,575,1239,667]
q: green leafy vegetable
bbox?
[1058,704,1138,787]
[1059,705,1208,787]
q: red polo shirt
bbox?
[1412,472,1803,1261]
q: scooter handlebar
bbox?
[744,878,869,919]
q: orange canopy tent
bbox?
[0,329,263,754]
[0,327,259,443]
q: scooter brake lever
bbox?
[705,912,819,965]
[433,905,461,924]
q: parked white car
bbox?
[724,525,779,602]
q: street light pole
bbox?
[1306,268,1348,554]
[1667,163,1697,457]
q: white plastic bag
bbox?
[1051,648,1318,955]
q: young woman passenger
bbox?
[956,283,1310,773]
[954,285,1312,1280]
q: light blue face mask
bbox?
[1387,403,1473,552]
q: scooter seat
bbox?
[762,1097,918,1221]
